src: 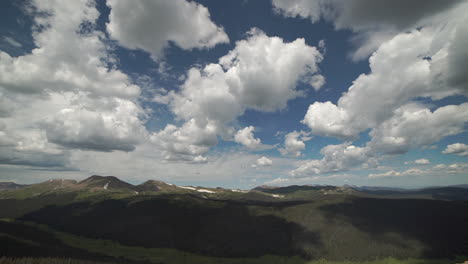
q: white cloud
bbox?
[368,103,468,155]
[302,101,356,140]
[171,28,323,122]
[150,119,218,162]
[0,0,147,166]
[309,74,325,90]
[303,25,468,140]
[106,0,229,59]
[279,130,310,157]
[219,28,323,112]
[289,4,468,178]
[370,162,468,179]
[290,142,377,177]
[414,159,430,165]
[369,168,425,179]
[234,126,263,150]
[0,1,140,98]
[153,29,324,161]
[40,93,146,152]
[255,156,273,167]
[443,143,468,157]
[369,170,402,178]
[405,159,431,165]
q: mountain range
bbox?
[1,175,467,263]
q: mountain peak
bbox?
[136,180,178,192]
[79,175,134,191]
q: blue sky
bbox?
[0,0,467,189]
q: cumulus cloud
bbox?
[234,126,274,150]
[368,103,468,155]
[174,28,323,118]
[289,3,468,177]
[302,101,356,140]
[413,159,430,165]
[290,142,377,177]
[405,159,431,165]
[0,0,147,167]
[297,102,465,174]
[40,94,146,152]
[150,119,217,162]
[152,29,324,161]
[303,25,468,140]
[272,0,464,60]
[279,130,310,157]
[0,1,140,98]
[442,143,468,157]
[106,0,229,59]
[255,156,273,167]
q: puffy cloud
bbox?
[106,0,229,59]
[0,0,147,167]
[290,142,377,177]
[302,23,468,140]
[171,63,242,125]
[368,103,468,154]
[255,156,273,167]
[154,29,324,160]
[40,93,146,152]
[219,28,323,112]
[150,119,218,162]
[272,0,464,60]
[442,143,468,157]
[170,28,323,121]
[302,101,356,140]
[234,126,260,149]
[279,130,310,157]
[0,1,140,98]
[405,159,431,165]
[289,3,468,177]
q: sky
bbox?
[0,0,467,189]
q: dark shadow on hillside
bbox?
[0,192,78,219]
[21,194,321,258]
[318,197,468,259]
[0,221,128,263]
[360,187,468,200]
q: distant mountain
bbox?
[0,182,27,191]
[78,175,135,191]
[135,180,180,192]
